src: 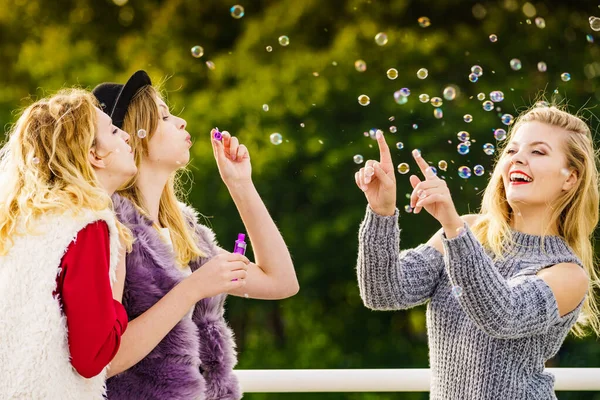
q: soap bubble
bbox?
[457,131,470,141]
[191,46,204,58]
[451,285,463,297]
[587,34,595,43]
[355,60,367,72]
[471,65,483,76]
[510,58,522,71]
[434,108,443,119]
[417,68,429,79]
[535,17,545,28]
[477,93,485,101]
[399,88,411,97]
[389,126,397,133]
[483,143,495,155]
[463,114,473,123]
[278,36,290,46]
[206,60,216,70]
[438,160,448,171]
[458,166,472,179]
[561,72,571,82]
[474,165,485,176]
[490,91,504,102]
[230,5,245,19]
[419,94,430,103]
[262,104,269,112]
[482,101,494,111]
[489,34,498,42]
[397,163,410,174]
[494,128,507,141]
[405,205,413,213]
[430,97,443,107]
[266,46,273,52]
[443,86,457,101]
[396,142,404,150]
[412,124,418,130]
[537,61,547,72]
[353,154,364,164]
[394,91,408,105]
[501,114,514,125]
[387,68,398,80]
[137,129,147,138]
[590,16,600,31]
[375,32,388,46]
[358,95,371,106]
[32,157,40,165]
[418,16,431,27]
[468,73,478,82]
[270,133,283,145]
[457,142,470,155]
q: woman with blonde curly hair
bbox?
[356,104,599,399]
[0,89,137,399]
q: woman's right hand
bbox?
[354,130,397,216]
[186,253,250,301]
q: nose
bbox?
[178,116,187,130]
[120,129,130,143]
[509,150,526,166]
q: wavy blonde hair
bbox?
[0,88,132,255]
[471,104,600,336]
[119,85,204,267]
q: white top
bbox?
[160,227,194,319]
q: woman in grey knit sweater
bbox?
[355,105,600,399]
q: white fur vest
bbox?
[0,208,120,399]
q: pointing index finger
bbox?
[376,130,392,165]
[412,149,436,179]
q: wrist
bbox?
[370,204,396,217]
[225,179,255,193]
[176,278,202,307]
[442,215,465,239]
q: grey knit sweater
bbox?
[357,206,584,399]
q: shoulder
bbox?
[177,202,219,247]
[537,263,588,317]
[425,214,482,255]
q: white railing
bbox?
[234,369,600,392]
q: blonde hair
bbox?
[471,104,600,336]
[0,88,132,255]
[119,85,205,267]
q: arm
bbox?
[211,131,298,300]
[225,181,299,299]
[442,222,588,339]
[59,221,128,378]
[357,205,445,311]
[111,243,126,302]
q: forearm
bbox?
[106,281,196,377]
[227,181,298,296]
[357,206,444,310]
[442,225,561,338]
[112,272,125,303]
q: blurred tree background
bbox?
[2,0,600,398]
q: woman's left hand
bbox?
[409,150,461,228]
[211,129,252,187]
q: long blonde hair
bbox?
[0,88,132,255]
[471,104,600,336]
[119,85,204,267]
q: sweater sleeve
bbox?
[357,205,445,310]
[56,221,129,378]
[441,224,564,339]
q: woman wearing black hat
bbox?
[93,70,299,400]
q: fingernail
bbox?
[376,130,382,139]
[413,149,421,157]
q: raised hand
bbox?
[354,131,397,216]
[409,150,461,227]
[210,129,252,187]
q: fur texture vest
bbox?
[106,195,241,400]
[0,208,120,399]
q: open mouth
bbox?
[509,171,533,185]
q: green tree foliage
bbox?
[1,0,600,398]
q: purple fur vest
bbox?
[106,195,241,400]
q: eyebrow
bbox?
[159,104,169,112]
[508,141,553,151]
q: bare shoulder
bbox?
[425,214,483,255]
[537,263,589,317]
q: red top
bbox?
[54,221,128,378]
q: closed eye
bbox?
[532,150,544,155]
[162,115,169,121]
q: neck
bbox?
[136,162,172,225]
[96,174,117,196]
[508,204,558,236]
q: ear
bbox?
[562,168,578,191]
[88,147,106,170]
